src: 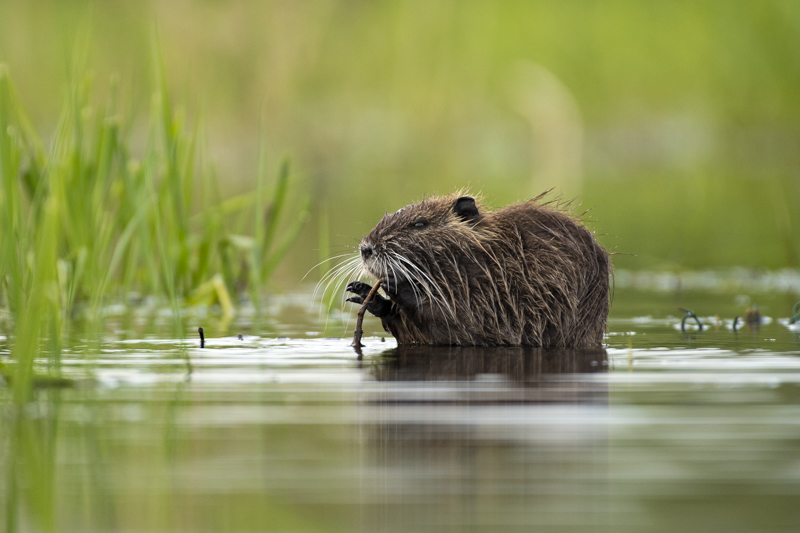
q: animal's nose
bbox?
[360,243,374,260]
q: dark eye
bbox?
[413,220,427,228]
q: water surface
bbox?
[1,287,800,532]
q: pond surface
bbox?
[2,285,800,532]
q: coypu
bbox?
[345,192,610,347]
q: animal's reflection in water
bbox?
[367,345,608,404]
[356,346,611,532]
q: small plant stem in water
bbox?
[353,277,384,349]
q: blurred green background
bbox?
[2,0,799,282]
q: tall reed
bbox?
[0,55,307,395]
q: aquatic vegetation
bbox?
[0,50,308,398]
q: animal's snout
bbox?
[360,243,375,260]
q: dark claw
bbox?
[346,280,373,299]
[344,281,394,319]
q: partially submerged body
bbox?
[346,192,610,347]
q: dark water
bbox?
[1,286,800,532]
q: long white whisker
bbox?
[387,258,452,333]
[313,256,364,317]
[332,261,363,308]
[322,258,365,334]
[390,252,455,319]
[387,255,423,307]
[388,254,455,340]
[315,259,357,297]
[302,252,357,282]
[313,255,361,304]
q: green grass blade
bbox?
[261,157,290,261]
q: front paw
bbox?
[346,296,364,305]
[345,286,393,319]
[381,276,419,308]
[346,280,373,299]
[380,275,402,298]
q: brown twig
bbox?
[353,277,384,349]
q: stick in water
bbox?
[353,277,384,348]
[198,327,205,348]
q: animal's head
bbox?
[359,193,486,291]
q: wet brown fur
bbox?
[350,192,611,347]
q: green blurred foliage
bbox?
[1,0,798,275]
[0,52,307,395]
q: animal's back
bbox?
[485,201,610,347]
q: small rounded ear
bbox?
[453,196,479,222]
